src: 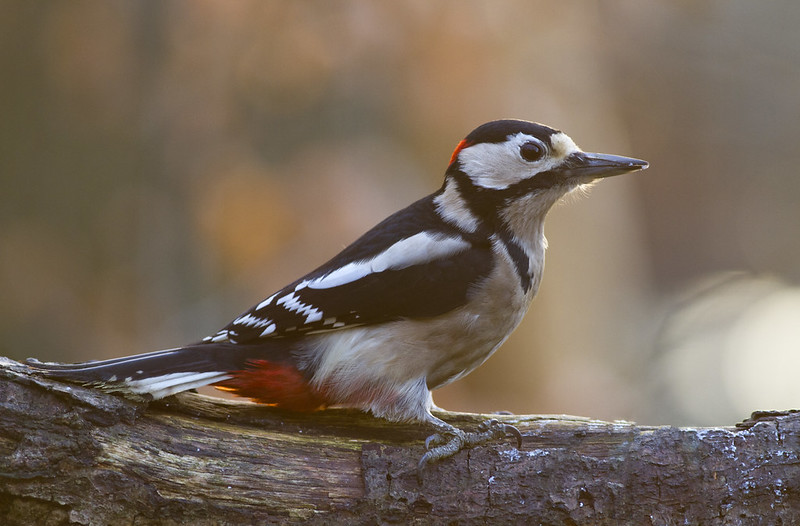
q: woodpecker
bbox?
[28,119,648,466]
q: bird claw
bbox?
[424,433,447,449]
[418,418,523,472]
[477,418,523,448]
[418,430,466,471]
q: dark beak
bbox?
[563,152,649,180]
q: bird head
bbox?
[437,119,648,231]
[451,119,647,189]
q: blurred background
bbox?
[2,1,799,427]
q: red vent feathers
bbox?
[214,360,326,412]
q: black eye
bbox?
[520,141,545,162]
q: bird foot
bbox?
[418,418,522,470]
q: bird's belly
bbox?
[306,285,532,403]
[304,252,539,420]
[423,249,539,389]
[422,293,529,390]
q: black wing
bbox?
[205,196,493,344]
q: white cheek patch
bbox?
[307,232,469,290]
[458,141,529,190]
[457,131,582,190]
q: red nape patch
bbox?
[214,360,326,412]
[449,139,472,166]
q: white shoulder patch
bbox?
[307,232,469,290]
[433,178,479,233]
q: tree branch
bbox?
[1,357,798,524]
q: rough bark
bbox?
[0,357,798,525]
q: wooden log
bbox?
[1,357,798,525]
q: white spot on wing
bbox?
[276,292,324,326]
[277,292,302,311]
[308,232,469,290]
[232,313,274,329]
[260,323,277,337]
[305,310,323,324]
[293,279,311,292]
[256,292,279,311]
[206,331,230,343]
[307,261,371,289]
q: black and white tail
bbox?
[26,343,287,400]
